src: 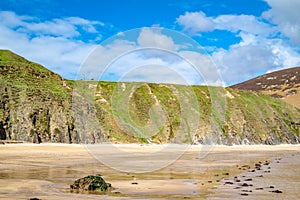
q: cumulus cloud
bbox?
[214,14,275,36]
[177,11,274,37]
[79,28,221,85]
[263,0,300,45]
[176,11,214,34]
[100,49,216,85]
[137,28,176,51]
[213,45,274,84]
[178,50,223,85]
[212,34,300,85]
[0,11,104,78]
[176,7,300,85]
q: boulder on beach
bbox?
[70,175,112,192]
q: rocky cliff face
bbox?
[0,50,76,143]
[1,50,299,145]
[94,82,300,145]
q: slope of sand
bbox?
[0,144,299,199]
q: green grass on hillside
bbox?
[0,50,72,102]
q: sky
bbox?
[0,0,300,85]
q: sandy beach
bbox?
[0,143,299,199]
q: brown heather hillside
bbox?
[231,67,300,109]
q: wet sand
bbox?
[0,144,299,199]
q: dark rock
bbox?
[244,178,252,181]
[270,190,283,193]
[270,186,275,188]
[240,183,249,187]
[255,163,261,168]
[131,182,138,185]
[241,190,252,192]
[255,188,263,190]
[241,193,248,196]
[70,175,111,192]
[29,198,41,200]
[223,172,229,175]
[224,181,233,185]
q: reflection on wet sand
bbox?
[0,144,299,199]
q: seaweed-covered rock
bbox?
[70,175,111,192]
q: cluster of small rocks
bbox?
[221,158,283,196]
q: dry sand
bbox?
[0,143,299,199]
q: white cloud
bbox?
[176,8,300,85]
[178,50,223,85]
[79,29,222,85]
[212,35,300,85]
[213,45,274,84]
[214,14,275,36]
[177,3,300,47]
[0,11,31,27]
[176,11,214,34]
[80,42,201,85]
[177,11,274,37]
[0,11,105,78]
[263,0,300,45]
[79,39,137,80]
[102,50,211,85]
[137,28,176,51]
[0,11,103,38]
[22,19,80,38]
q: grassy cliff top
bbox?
[0,50,72,102]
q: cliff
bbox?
[1,50,299,144]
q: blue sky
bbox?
[0,0,300,85]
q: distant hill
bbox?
[230,67,300,109]
[0,50,299,145]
